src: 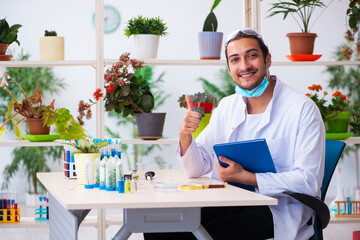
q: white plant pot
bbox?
[134,34,160,59]
[40,36,65,61]
[25,192,42,207]
[74,152,101,185]
[198,32,223,60]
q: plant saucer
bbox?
[137,136,162,140]
[286,54,322,61]
[325,132,353,140]
[22,134,60,142]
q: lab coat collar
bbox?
[227,76,281,142]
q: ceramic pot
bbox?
[27,118,50,135]
[74,152,101,185]
[192,113,212,139]
[198,32,223,60]
[134,112,166,140]
[286,33,317,55]
[40,36,65,61]
[186,102,214,114]
[134,34,160,59]
[325,111,350,133]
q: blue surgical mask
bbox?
[235,76,269,98]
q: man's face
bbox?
[227,38,271,91]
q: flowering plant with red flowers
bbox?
[104,53,154,117]
[77,88,103,126]
[342,0,360,60]
[306,84,351,120]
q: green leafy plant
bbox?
[342,0,360,60]
[124,16,168,37]
[203,0,222,31]
[305,84,351,120]
[106,66,169,170]
[1,51,64,194]
[2,146,62,194]
[178,92,218,109]
[326,44,360,135]
[0,66,86,140]
[267,0,325,33]
[198,68,235,101]
[0,18,22,45]
[44,30,57,36]
[104,53,155,117]
[64,139,109,154]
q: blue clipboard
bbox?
[213,139,276,192]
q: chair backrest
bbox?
[321,139,346,201]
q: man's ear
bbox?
[266,53,272,69]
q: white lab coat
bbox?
[177,78,325,240]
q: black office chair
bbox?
[283,139,346,240]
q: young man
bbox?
[145,29,325,240]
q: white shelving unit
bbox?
[1,0,360,236]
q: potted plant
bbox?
[40,30,65,61]
[64,139,108,185]
[198,0,223,60]
[0,67,86,140]
[306,84,353,139]
[124,16,168,59]
[103,53,166,139]
[267,0,325,55]
[341,0,360,60]
[178,92,218,139]
[0,18,22,61]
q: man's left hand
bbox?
[216,156,258,188]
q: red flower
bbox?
[305,93,312,97]
[106,85,115,93]
[93,88,103,101]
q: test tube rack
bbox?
[335,201,360,218]
[0,208,20,223]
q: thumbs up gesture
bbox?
[179,95,201,135]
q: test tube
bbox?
[0,192,3,221]
[111,139,117,157]
[99,157,108,190]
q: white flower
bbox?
[0,77,8,87]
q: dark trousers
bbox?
[143,206,274,240]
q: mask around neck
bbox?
[235,76,269,98]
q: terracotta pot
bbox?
[27,118,50,135]
[134,112,166,140]
[0,43,9,55]
[286,33,317,55]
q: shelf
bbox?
[329,214,360,224]
[0,215,102,228]
[343,137,360,145]
[0,139,178,147]
[1,59,359,68]
[0,137,358,147]
[105,59,360,67]
[0,60,97,67]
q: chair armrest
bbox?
[283,191,330,229]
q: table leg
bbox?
[112,207,213,240]
[193,225,213,240]
[49,193,90,240]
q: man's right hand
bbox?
[179,95,201,156]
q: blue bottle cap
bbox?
[85,184,94,189]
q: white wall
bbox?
[0,0,357,202]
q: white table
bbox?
[37,170,277,240]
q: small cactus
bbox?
[44,30,57,36]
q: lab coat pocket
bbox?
[267,137,291,172]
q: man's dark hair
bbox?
[225,31,269,65]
